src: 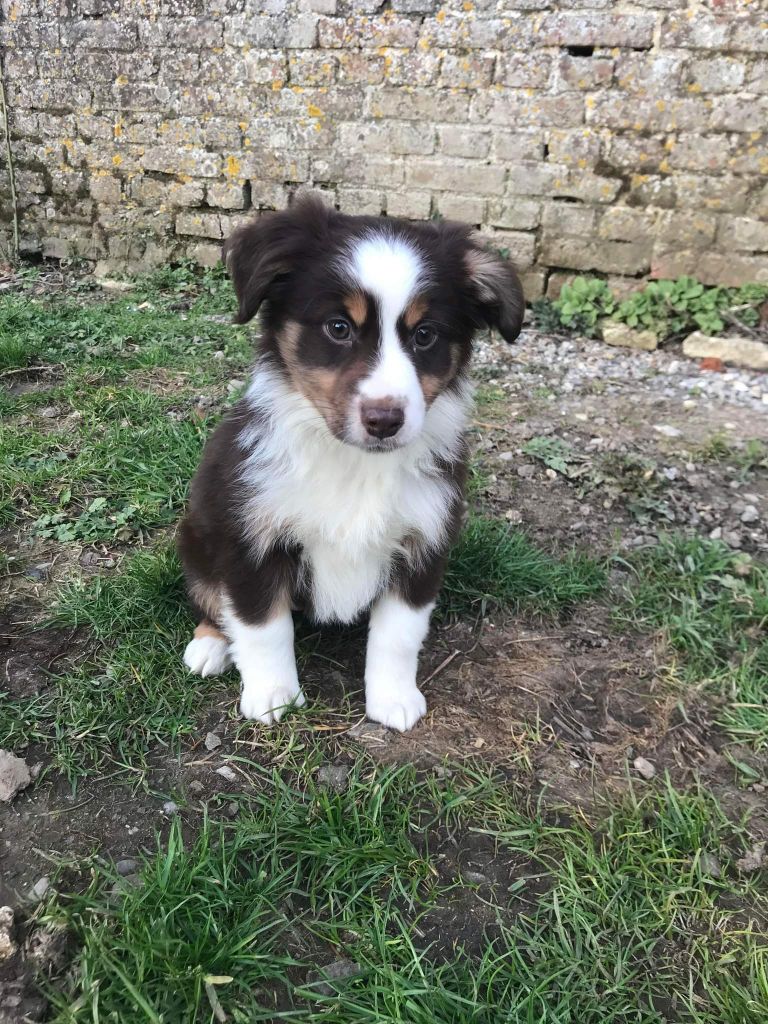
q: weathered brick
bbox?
[560,172,622,205]
[313,154,404,188]
[318,16,417,48]
[505,161,569,197]
[655,210,717,248]
[626,174,677,209]
[540,235,651,275]
[709,94,768,132]
[206,181,249,209]
[139,17,222,47]
[614,54,684,93]
[189,238,224,265]
[89,173,122,203]
[143,146,221,177]
[494,131,545,162]
[387,190,432,220]
[405,157,505,196]
[473,91,584,128]
[606,134,667,173]
[673,173,749,213]
[547,129,602,168]
[747,59,768,94]
[587,93,710,132]
[337,187,384,216]
[537,13,655,48]
[385,49,442,87]
[498,52,552,89]
[598,206,657,242]
[61,19,137,50]
[541,202,598,236]
[666,133,732,172]
[652,250,768,287]
[554,54,613,92]
[685,56,746,93]
[289,50,337,86]
[438,127,492,160]
[223,14,317,48]
[440,53,496,89]
[337,51,386,84]
[421,15,531,50]
[243,49,288,85]
[130,176,206,207]
[748,183,768,220]
[369,88,470,123]
[437,194,485,224]
[729,16,768,55]
[717,216,768,252]
[482,231,536,270]
[487,199,541,231]
[176,211,224,239]
[662,13,730,50]
[339,121,436,156]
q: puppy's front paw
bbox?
[240,680,306,724]
[366,687,426,732]
[184,635,233,678]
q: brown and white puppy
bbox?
[178,195,523,730]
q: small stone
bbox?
[0,906,16,961]
[751,783,765,794]
[0,750,32,802]
[307,959,361,996]
[602,320,659,352]
[633,756,656,780]
[517,464,536,479]
[709,526,722,540]
[161,801,179,815]
[653,424,682,439]
[25,923,69,971]
[97,278,134,292]
[204,731,222,751]
[723,530,742,549]
[505,509,523,524]
[189,779,205,794]
[463,870,487,885]
[116,858,138,876]
[215,765,237,782]
[317,764,350,793]
[700,852,722,879]
[212,350,225,360]
[38,406,60,419]
[226,801,239,818]
[30,876,50,901]
[736,842,765,873]
[497,451,514,462]
[741,504,759,524]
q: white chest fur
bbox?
[238,366,471,623]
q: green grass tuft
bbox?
[442,514,605,618]
[622,536,768,748]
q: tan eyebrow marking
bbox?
[344,292,367,327]
[403,296,428,329]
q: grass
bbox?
[442,513,605,618]
[41,762,768,1023]
[621,535,768,748]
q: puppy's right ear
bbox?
[222,195,331,324]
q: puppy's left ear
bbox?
[465,244,525,343]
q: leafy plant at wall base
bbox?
[552,278,616,337]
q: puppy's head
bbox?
[224,195,523,451]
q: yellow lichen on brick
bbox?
[308,103,323,118]
[225,155,241,178]
[112,155,122,166]
[436,10,446,22]
[659,158,670,173]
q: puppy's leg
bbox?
[365,593,434,732]
[221,602,305,724]
[184,620,233,678]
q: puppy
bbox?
[178,195,523,731]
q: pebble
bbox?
[0,907,16,960]
[463,870,488,885]
[517,464,536,479]
[189,779,205,794]
[161,801,179,815]
[116,858,138,876]
[741,505,759,524]
[317,764,350,793]
[0,750,31,803]
[497,451,514,461]
[307,959,361,996]
[204,731,222,751]
[736,842,766,874]
[653,424,682,438]
[215,765,237,782]
[633,756,656,780]
[30,876,50,901]
[700,852,722,879]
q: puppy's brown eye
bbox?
[325,317,352,343]
[413,324,437,350]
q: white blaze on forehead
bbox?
[346,233,428,444]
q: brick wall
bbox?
[1,0,767,297]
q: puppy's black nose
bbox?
[360,401,404,439]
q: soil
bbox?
[2,318,767,1017]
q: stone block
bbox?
[598,206,657,242]
[487,199,541,231]
[554,55,613,92]
[602,321,659,351]
[317,15,417,48]
[498,53,552,89]
[540,235,650,275]
[717,216,768,252]
[537,12,655,48]
[682,332,768,370]
[176,211,224,239]
[405,158,505,196]
[438,127,492,160]
[662,13,730,50]
[207,181,249,210]
[337,51,386,84]
[143,146,221,178]
[337,187,384,216]
[482,231,536,270]
[387,50,442,87]
[474,90,585,128]
[493,131,545,162]
[685,56,746,93]
[505,161,569,197]
[440,53,496,89]
[368,88,470,123]
[223,14,317,48]
[89,174,122,204]
[386,191,432,220]
[437,194,485,225]
[541,202,597,236]
[61,18,137,50]
[289,51,337,86]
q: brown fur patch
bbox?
[190,579,222,622]
[420,345,462,405]
[403,296,428,329]
[344,292,367,327]
[194,620,227,642]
